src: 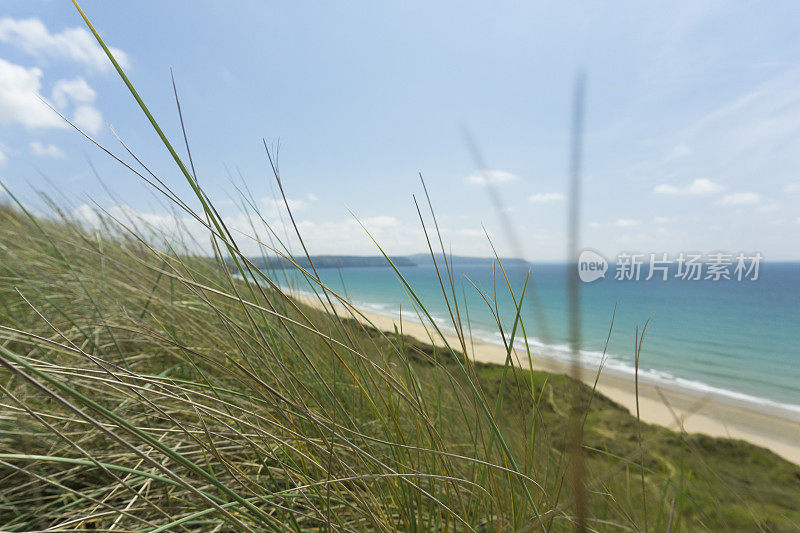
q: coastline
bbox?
[292,291,800,466]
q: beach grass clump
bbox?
[0,194,799,531]
[0,3,799,530]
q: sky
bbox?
[1,1,800,260]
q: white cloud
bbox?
[653,178,723,195]
[0,17,130,72]
[755,203,778,213]
[0,60,103,133]
[528,192,564,203]
[668,143,692,159]
[72,204,210,249]
[69,201,511,257]
[717,192,761,206]
[73,105,103,135]
[361,215,400,228]
[615,218,641,227]
[653,216,675,224]
[468,170,521,185]
[72,203,101,226]
[455,228,488,237]
[30,141,66,158]
[0,146,7,166]
[291,216,419,254]
[588,221,601,227]
[0,58,65,129]
[262,194,317,216]
[48,77,104,134]
[51,77,96,108]
[785,183,800,193]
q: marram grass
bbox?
[0,3,798,531]
[0,203,798,532]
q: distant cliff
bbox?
[241,254,529,270]
[246,255,416,270]
[406,253,530,267]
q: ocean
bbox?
[267,261,800,420]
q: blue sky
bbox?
[1,1,799,260]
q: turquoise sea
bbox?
[270,261,800,419]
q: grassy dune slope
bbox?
[0,204,798,531]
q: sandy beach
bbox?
[293,292,800,466]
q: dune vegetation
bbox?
[1,196,799,532]
[0,4,799,531]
